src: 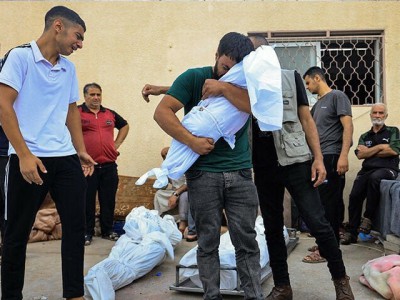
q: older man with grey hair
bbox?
[342,103,400,245]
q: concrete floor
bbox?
[1,233,388,300]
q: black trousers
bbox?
[85,163,118,236]
[1,154,87,299]
[254,161,346,286]
[0,155,8,243]
[317,154,343,244]
[348,167,397,236]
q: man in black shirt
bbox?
[250,35,354,300]
[342,103,400,244]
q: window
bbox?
[249,31,384,106]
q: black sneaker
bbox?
[340,232,357,245]
[85,235,92,246]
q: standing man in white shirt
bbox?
[0,6,95,300]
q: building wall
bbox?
[1,1,399,207]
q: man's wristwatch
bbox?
[173,192,180,197]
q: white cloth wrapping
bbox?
[136,46,282,188]
[84,206,182,300]
[178,216,289,290]
[244,46,283,131]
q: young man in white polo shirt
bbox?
[0,6,95,300]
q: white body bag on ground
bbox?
[136,46,283,188]
[178,216,289,290]
[84,206,182,300]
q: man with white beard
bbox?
[341,103,400,244]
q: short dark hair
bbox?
[83,82,102,95]
[249,35,269,49]
[303,66,326,81]
[217,32,254,63]
[45,6,86,32]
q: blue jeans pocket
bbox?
[185,170,203,180]
[239,168,253,180]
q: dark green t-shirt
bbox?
[166,66,252,172]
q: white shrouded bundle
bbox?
[84,206,182,300]
[136,46,283,189]
[178,216,289,290]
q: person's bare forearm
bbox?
[155,86,170,95]
[175,184,188,195]
[149,89,197,145]
[66,103,87,154]
[154,95,214,155]
[0,110,30,157]
[221,83,251,113]
[142,84,170,102]
[202,80,251,113]
[0,85,31,158]
[298,106,323,160]
[154,101,195,146]
[376,147,398,157]
[357,143,396,159]
[115,124,129,149]
[356,145,382,159]
[0,84,48,183]
[340,116,353,158]
[298,105,326,185]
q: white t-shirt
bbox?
[0,41,78,157]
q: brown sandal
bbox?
[358,217,372,234]
[302,251,326,263]
[186,234,198,242]
[307,245,319,252]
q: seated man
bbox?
[153,147,197,241]
[342,103,400,244]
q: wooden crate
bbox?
[96,175,157,220]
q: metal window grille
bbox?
[250,31,384,106]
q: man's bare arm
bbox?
[154,95,214,155]
[298,105,326,187]
[142,84,170,102]
[66,103,96,176]
[142,82,250,113]
[376,145,398,157]
[0,83,47,184]
[0,84,29,158]
[337,115,353,175]
[115,124,129,150]
[202,80,251,113]
[356,144,397,159]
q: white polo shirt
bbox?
[0,41,78,157]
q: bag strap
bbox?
[0,43,31,72]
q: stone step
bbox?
[383,240,400,254]
[386,234,400,245]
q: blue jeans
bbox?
[187,204,196,235]
[254,161,347,286]
[186,169,264,300]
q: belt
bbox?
[95,162,116,169]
